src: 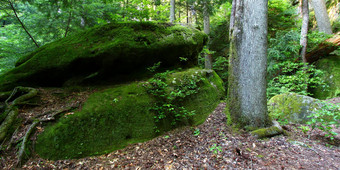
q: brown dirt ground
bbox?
[0,89,339,169]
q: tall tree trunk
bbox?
[228,0,269,128]
[300,0,309,63]
[311,0,333,34]
[170,0,175,23]
[8,0,39,48]
[203,1,212,69]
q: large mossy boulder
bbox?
[0,22,207,92]
[268,93,321,123]
[312,55,340,99]
[35,68,224,160]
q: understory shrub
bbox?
[307,102,340,141]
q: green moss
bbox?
[35,68,224,160]
[313,55,340,99]
[0,22,207,92]
[268,93,320,124]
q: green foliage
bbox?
[143,70,204,131]
[209,143,222,155]
[306,102,340,141]
[307,31,332,53]
[212,56,228,87]
[268,0,297,37]
[267,30,329,99]
[267,62,327,99]
[193,128,200,136]
[270,111,290,125]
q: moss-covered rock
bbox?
[35,68,224,160]
[312,55,340,99]
[268,93,321,124]
[0,22,207,92]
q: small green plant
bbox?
[299,125,311,134]
[306,102,340,141]
[210,144,222,155]
[147,61,161,73]
[193,128,200,136]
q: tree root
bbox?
[15,105,79,167]
[251,120,286,139]
[0,87,38,143]
[16,120,39,167]
[0,108,19,142]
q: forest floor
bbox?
[1,89,339,169]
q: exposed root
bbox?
[0,87,38,143]
[16,120,39,167]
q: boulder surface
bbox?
[268,93,321,123]
[0,22,207,92]
[35,68,224,160]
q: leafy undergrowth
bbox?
[0,91,339,169]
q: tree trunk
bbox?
[64,11,72,37]
[203,1,212,70]
[186,1,189,24]
[300,0,309,63]
[170,0,175,23]
[8,0,39,48]
[228,0,269,128]
[311,0,333,34]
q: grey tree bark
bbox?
[228,0,269,128]
[300,0,309,62]
[203,1,212,69]
[311,0,333,34]
[170,0,175,23]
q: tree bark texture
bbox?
[170,0,175,23]
[228,0,269,128]
[8,0,39,48]
[300,0,309,63]
[203,1,212,70]
[311,0,333,34]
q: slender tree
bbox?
[300,0,309,62]
[170,0,175,23]
[203,0,212,69]
[311,0,333,34]
[228,0,269,128]
[8,0,39,48]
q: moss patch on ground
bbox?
[35,68,224,160]
[312,55,340,99]
[0,22,207,92]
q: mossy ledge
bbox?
[35,68,224,160]
[0,22,207,92]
